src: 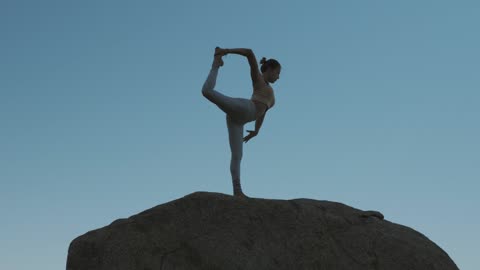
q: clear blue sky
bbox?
[1,1,478,269]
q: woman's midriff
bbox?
[251,100,267,118]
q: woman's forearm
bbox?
[254,113,265,133]
[225,48,252,57]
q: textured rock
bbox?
[67,191,458,270]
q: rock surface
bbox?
[67,192,458,270]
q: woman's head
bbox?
[260,57,281,84]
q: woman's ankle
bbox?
[212,58,223,68]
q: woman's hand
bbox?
[243,130,258,143]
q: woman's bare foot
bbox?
[234,190,250,199]
[215,46,226,56]
[212,47,224,68]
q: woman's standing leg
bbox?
[202,50,252,198]
[226,115,249,198]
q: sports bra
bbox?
[251,83,275,110]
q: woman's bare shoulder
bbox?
[253,78,270,90]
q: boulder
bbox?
[67,191,458,270]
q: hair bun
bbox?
[260,57,267,64]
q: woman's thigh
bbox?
[205,90,256,124]
[227,98,257,124]
[204,89,240,116]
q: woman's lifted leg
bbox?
[201,48,243,117]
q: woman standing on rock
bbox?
[201,47,281,199]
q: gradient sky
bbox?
[1,1,479,269]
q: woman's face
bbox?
[267,66,281,84]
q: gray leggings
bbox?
[201,67,257,182]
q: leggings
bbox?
[201,67,257,184]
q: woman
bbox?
[201,47,281,198]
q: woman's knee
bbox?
[202,88,216,104]
[202,89,210,99]
[231,153,243,162]
[201,85,211,96]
